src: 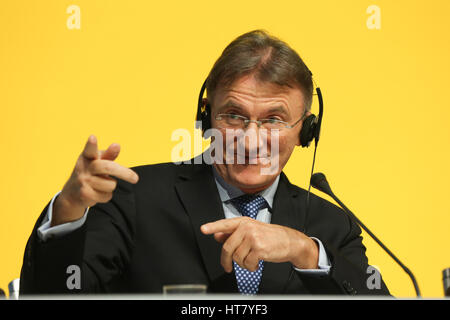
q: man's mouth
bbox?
[234,153,270,164]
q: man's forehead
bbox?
[218,75,298,95]
[213,75,304,107]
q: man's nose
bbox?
[245,121,260,131]
[242,122,266,150]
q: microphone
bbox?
[8,279,20,300]
[310,172,421,297]
[443,268,450,296]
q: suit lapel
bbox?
[175,162,238,293]
[259,172,305,294]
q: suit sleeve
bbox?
[296,209,391,296]
[19,178,136,294]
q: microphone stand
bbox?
[312,173,421,297]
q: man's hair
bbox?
[206,29,314,111]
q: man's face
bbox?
[210,74,308,193]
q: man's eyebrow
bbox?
[216,100,244,112]
[217,100,292,117]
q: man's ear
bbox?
[295,111,311,146]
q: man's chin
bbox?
[228,164,278,192]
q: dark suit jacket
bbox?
[20,158,390,295]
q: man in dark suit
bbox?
[20,30,390,295]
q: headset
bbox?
[195,72,323,148]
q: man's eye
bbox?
[267,117,282,123]
[229,114,241,119]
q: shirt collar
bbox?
[212,165,280,209]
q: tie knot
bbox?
[229,194,268,219]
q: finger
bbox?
[221,228,246,273]
[88,175,117,193]
[213,232,231,244]
[243,250,261,272]
[82,135,98,160]
[232,237,252,270]
[89,160,139,184]
[100,143,121,161]
[201,217,243,235]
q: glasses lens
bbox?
[217,114,243,128]
[261,119,285,130]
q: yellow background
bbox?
[1,0,449,298]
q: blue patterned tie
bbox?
[229,194,268,295]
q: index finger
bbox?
[89,159,139,184]
[201,218,243,235]
[82,135,98,160]
[213,232,231,244]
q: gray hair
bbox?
[206,30,314,111]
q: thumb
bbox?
[82,135,99,160]
[100,143,121,161]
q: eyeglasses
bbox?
[214,111,307,130]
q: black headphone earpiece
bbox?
[196,79,212,136]
[299,86,323,148]
[201,102,212,134]
[299,114,317,148]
